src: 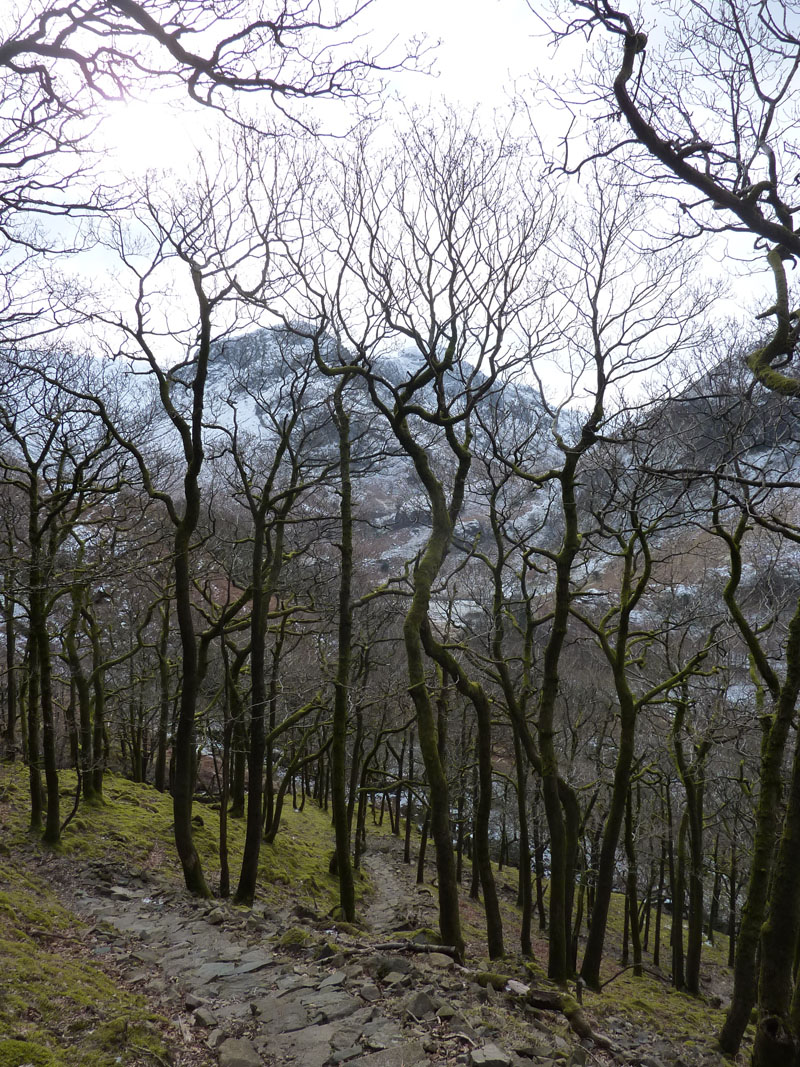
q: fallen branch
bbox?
[28,927,84,944]
[370,940,461,959]
[471,975,618,1053]
[553,993,615,1051]
[599,963,670,991]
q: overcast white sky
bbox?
[378,0,543,104]
[102,0,559,172]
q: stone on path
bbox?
[351,1039,430,1066]
[264,1021,338,1067]
[426,952,454,970]
[236,954,273,974]
[250,994,308,1032]
[191,961,237,983]
[403,990,437,1019]
[193,1006,218,1027]
[300,987,360,1022]
[109,886,139,900]
[365,954,414,979]
[218,1036,262,1067]
[331,1046,363,1063]
[469,1043,513,1067]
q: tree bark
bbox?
[330,385,356,922]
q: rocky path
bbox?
[32,834,726,1067]
[39,834,563,1067]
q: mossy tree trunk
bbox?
[26,629,42,831]
[26,478,60,845]
[154,599,171,795]
[404,561,465,958]
[64,579,96,803]
[624,788,642,977]
[708,834,722,945]
[404,729,415,865]
[263,620,287,834]
[753,626,800,1066]
[671,811,688,991]
[330,381,356,923]
[2,565,18,760]
[421,625,504,958]
[85,606,110,801]
[233,412,306,904]
[172,509,210,896]
[346,699,364,835]
[672,684,711,997]
[236,506,267,904]
[718,513,800,1054]
[728,836,737,970]
[653,839,666,969]
[513,723,534,956]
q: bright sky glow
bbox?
[379,0,543,106]
[97,0,557,174]
[100,98,215,174]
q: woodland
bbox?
[3,2,800,1066]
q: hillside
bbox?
[1,767,742,1067]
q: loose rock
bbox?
[469,1043,512,1067]
[218,1036,262,1067]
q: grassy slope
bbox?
[0,764,351,1067]
[0,765,747,1065]
[473,859,744,1060]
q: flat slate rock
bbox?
[191,961,238,983]
[426,952,455,969]
[251,996,309,1033]
[470,1044,513,1067]
[236,955,273,974]
[403,990,437,1019]
[218,1037,262,1067]
[351,1041,430,1066]
[300,988,360,1022]
[109,886,140,900]
[265,1022,339,1067]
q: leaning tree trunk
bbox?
[720,573,800,1053]
[753,710,800,1066]
[420,629,504,959]
[513,723,534,957]
[624,788,642,977]
[3,575,17,759]
[581,692,636,988]
[330,386,356,923]
[29,529,60,845]
[172,520,210,898]
[154,599,171,794]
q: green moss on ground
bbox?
[1,762,368,1065]
[3,764,354,914]
[593,970,724,1053]
[0,861,167,1067]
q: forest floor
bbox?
[0,768,750,1067]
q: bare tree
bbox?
[0,0,419,120]
[269,108,556,959]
